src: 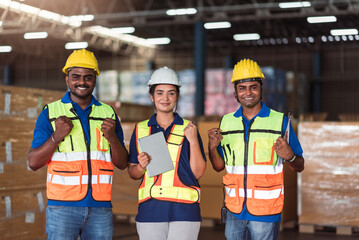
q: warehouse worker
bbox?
[27,49,128,240]
[207,59,304,240]
[127,67,206,240]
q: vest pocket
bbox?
[92,161,113,195]
[253,138,275,165]
[47,162,83,200]
[96,127,109,152]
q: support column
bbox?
[194,21,206,116]
[312,52,321,112]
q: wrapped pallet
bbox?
[298,122,359,234]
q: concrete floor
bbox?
[113,221,359,240]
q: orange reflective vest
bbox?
[46,100,115,201]
[136,119,200,204]
[220,109,284,216]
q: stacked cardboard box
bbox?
[298,122,359,227]
[0,85,65,239]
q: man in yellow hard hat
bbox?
[28,49,128,239]
[207,59,305,240]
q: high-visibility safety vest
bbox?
[220,109,284,216]
[136,119,200,204]
[46,100,115,202]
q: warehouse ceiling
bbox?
[1,0,359,59]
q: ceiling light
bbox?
[279,1,311,8]
[204,22,231,29]
[65,42,88,50]
[321,36,327,42]
[0,46,12,53]
[24,32,48,39]
[146,37,171,45]
[88,25,154,48]
[69,15,94,22]
[0,21,2,27]
[330,29,358,36]
[233,33,260,41]
[166,8,197,16]
[307,16,337,24]
[110,27,135,34]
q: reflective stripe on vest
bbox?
[46,100,115,202]
[136,119,200,204]
[220,109,284,216]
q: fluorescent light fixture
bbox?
[166,8,197,16]
[0,21,2,27]
[87,26,155,48]
[65,42,88,49]
[69,15,94,22]
[110,27,135,34]
[204,21,231,29]
[307,16,337,24]
[24,32,48,39]
[330,28,358,36]
[146,37,171,45]
[279,1,311,8]
[0,46,12,53]
[233,33,260,41]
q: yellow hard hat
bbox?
[62,49,100,76]
[231,59,264,83]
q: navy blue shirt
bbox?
[217,102,303,222]
[31,92,126,208]
[129,113,206,222]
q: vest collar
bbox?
[147,112,184,127]
[233,102,270,120]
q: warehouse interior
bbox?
[1,0,359,239]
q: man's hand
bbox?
[274,135,294,161]
[53,116,73,143]
[101,118,117,142]
[208,128,223,150]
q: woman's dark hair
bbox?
[149,84,180,96]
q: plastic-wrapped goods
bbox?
[132,71,152,105]
[97,70,119,102]
[119,71,134,103]
[298,122,359,226]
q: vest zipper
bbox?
[70,106,92,190]
[243,120,253,207]
[86,107,93,189]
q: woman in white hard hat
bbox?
[127,67,207,240]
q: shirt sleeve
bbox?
[31,107,53,149]
[197,131,207,161]
[128,126,139,164]
[282,116,303,157]
[115,113,126,147]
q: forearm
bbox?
[109,137,129,170]
[189,141,206,179]
[27,136,58,171]
[288,155,305,172]
[208,146,225,172]
[127,163,145,180]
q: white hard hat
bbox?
[147,66,181,88]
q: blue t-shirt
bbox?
[217,102,303,222]
[129,113,206,222]
[31,92,126,208]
